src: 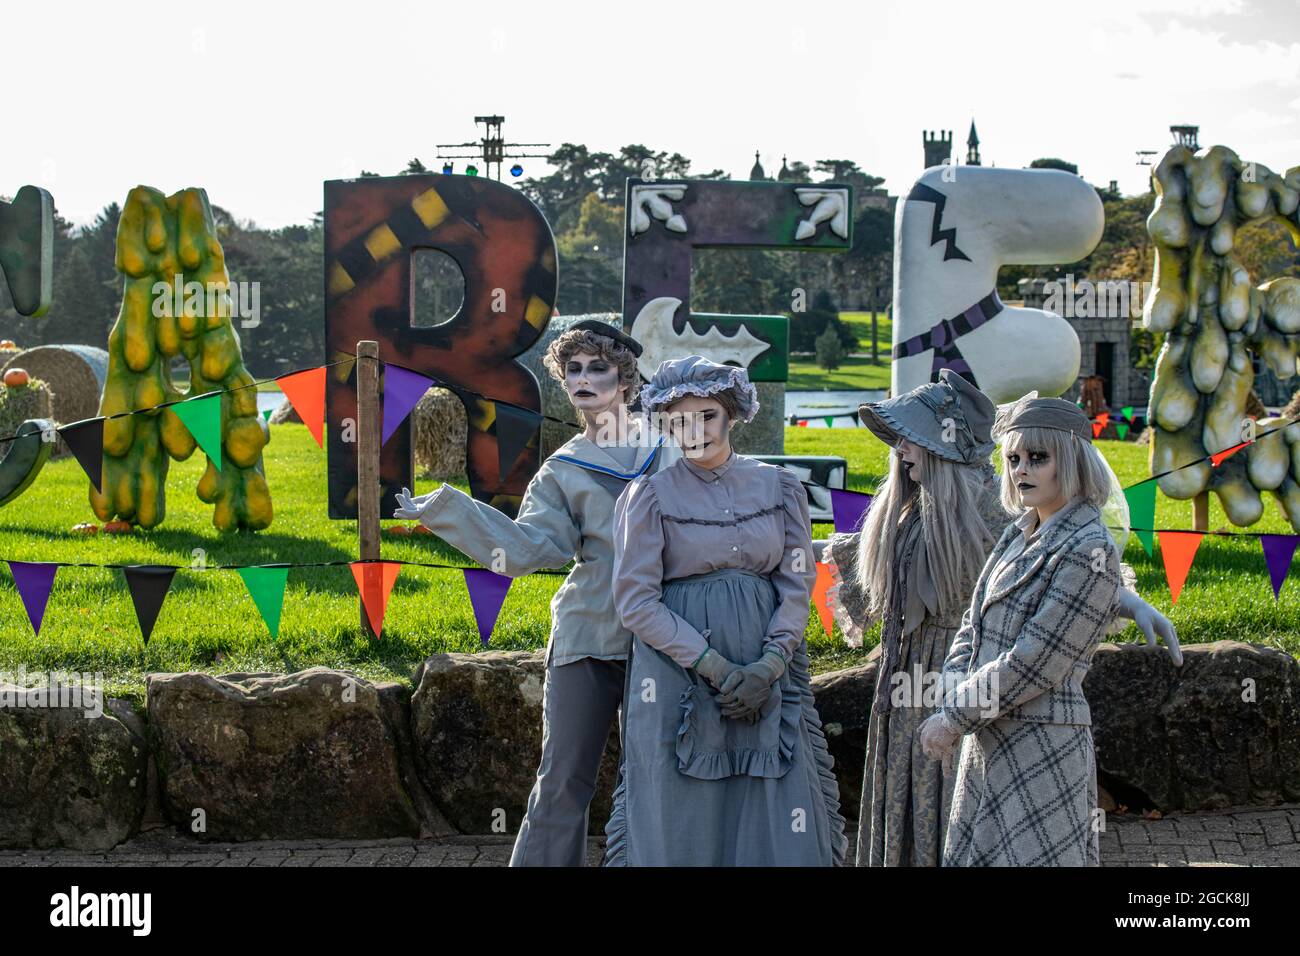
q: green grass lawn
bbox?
[2,422,1296,707]
[787,311,892,390]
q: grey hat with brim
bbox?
[640,355,760,423]
[859,369,996,465]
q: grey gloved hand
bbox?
[1117,590,1183,666]
[393,485,440,523]
[694,648,743,693]
[718,649,786,722]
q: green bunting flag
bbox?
[236,566,290,639]
[1125,480,1157,556]
[1116,423,1130,441]
[1121,405,1134,422]
[262,407,273,422]
[824,416,834,428]
[172,392,224,471]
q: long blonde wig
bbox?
[857,446,997,622]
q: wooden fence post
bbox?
[356,340,380,639]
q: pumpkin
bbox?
[3,368,30,387]
[71,522,99,534]
[385,524,411,536]
[103,519,134,533]
[0,340,16,348]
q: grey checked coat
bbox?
[939,498,1121,867]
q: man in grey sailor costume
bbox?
[395,319,678,866]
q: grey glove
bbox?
[718,650,786,722]
[694,648,742,693]
[393,485,440,523]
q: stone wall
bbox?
[1,641,1296,850]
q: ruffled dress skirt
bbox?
[604,568,848,866]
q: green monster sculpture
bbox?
[0,184,55,507]
[1145,145,1300,528]
[91,186,272,531]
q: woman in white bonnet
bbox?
[607,355,847,866]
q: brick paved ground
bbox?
[3,805,1298,866]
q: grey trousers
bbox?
[509,656,627,867]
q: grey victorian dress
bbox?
[608,452,848,866]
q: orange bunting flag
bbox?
[1091,420,1105,439]
[277,366,327,448]
[351,561,401,638]
[1095,411,1110,428]
[811,562,835,637]
[1157,531,1204,604]
[1210,441,1250,467]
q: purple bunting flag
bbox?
[7,560,58,636]
[381,364,435,446]
[462,568,512,647]
[829,488,873,534]
[1260,534,1300,599]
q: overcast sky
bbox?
[4,0,1298,229]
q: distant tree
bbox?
[815,325,845,371]
[1029,157,1079,174]
[403,158,431,175]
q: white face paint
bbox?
[564,350,626,424]
[663,394,732,468]
[1005,437,1063,511]
[896,438,924,483]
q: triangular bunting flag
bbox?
[1095,411,1110,428]
[495,402,542,482]
[121,565,177,643]
[463,568,513,647]
[172,392,224,471]
[262,407,273,422]
[1124,481,1157,555]
[1157,531,1203,605]
[351,561,401,639]
[381,364,435,446]
[811,562,835,637]
[1260,535,1300,600]
[823,416,834,428]
[829,488,872,534]
[276,366,327,448]
[1210,441,1249,467]
[58,417,105,494]
[797,420,808,428]
[1091,420,1104,439]
[1116,423,1130,441]
[236,566,290,638]
[1121,405,1134,422]
[7,560,58,636]
[850,411,860,427]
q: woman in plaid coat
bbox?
[920,396,1125,866]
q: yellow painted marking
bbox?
[328,262,355,296]
[411,188,451,229]
[363,223,401,261]
[523,294,550,331]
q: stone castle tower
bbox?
[923,130,952,169]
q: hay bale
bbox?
[269,398,301,425]
[0,378,54,445]
[1,345,108,458]
[411,387,467,480]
